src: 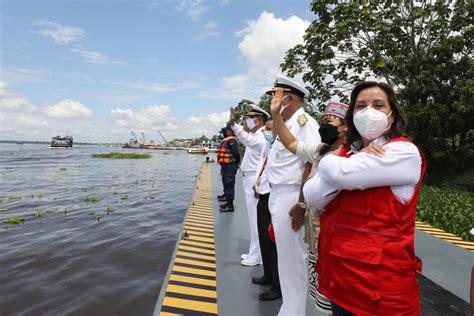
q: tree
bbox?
[282,0,473,157]
[233,99,254,124]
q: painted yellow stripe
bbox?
[178,245,215,255]
[172,265,216,277]
[185,231,214,239]
[162,297,217,314]
[187,212,214,219]
[186,218,213,225]
[188,208,213,214]
[175,257,216,269]
[184,225,214,233]
[416,221,473,251]
[421,232,463,239]
[456,244,474,250]
[169,274,216,287]
[444,240,474,246]
[166,284,217,298]
[187,214,214,224]
[416,227,447,233]
[186,220,214,228]
[176,250,215,261]
[159,312,181,316]
[437,236,466,241]
[187,234,215,243]
[181,239,215,249]
[189,205,213,210]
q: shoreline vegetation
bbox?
[91,153,152,159]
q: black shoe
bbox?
[219,203,234,212]
[218,196,227,202]
[259,288,282,301]
[217,193,226,199]
[252,276,271,285]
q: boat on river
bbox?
[187,146,209,154]
[51,133,73,148]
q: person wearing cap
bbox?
[271,99,350,314]
[216,125,240,212]
[228,104,269,266]
[265,75,320,316]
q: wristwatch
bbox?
[297,202,307,209]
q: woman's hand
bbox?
[270,88,284,114]
[229,107,235,126]
[361,144,385,157]
[328,145,343,156]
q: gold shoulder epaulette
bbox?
[297,114,308,126]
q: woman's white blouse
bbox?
[303,137,422,210]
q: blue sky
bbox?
[1,0,314,143]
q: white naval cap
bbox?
[247,104,270,119]
[266,75,310,99]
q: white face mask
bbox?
[262,130,273,143]
[246,117,256,130]
[353,106,392,140]
[279,95,290,115]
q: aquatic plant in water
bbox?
[3,216,26,225]
[8,196,22,201]
[33,210,43,218]
[82,186,96,192]
[82,195,101,203]
[96,213,104,222]
[92,152,152,159]
[106,207,116,215]
[87,211,95,216]
[59,167,67,171]
[64,207,70,215]
[0,208,7,212]
[120,195,128,200]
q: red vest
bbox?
[317,137,425,316]
[217,136,238,165]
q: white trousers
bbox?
[243,174,261,261]
[269,185,308,316]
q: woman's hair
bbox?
[345,81,407,146]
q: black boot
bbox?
[219,201,234,212]
[217,193,226,199]
[218,195,227,202]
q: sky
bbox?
[0,0,315,143]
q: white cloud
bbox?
[0,81,37,112]
[43,99,93,118]
[2,67,49,83]
[71,46,123,64]
[185,111,229,137]
[119,80,198,93]
[199,11,310,100]
[175,0,209,20]
[195,20,220,40]
[32,20,84,45]
[110,105,174,129]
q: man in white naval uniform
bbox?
[265,76,320,315]
[229,104,270,266]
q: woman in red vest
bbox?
[303,81,425,316]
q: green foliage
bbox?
[3,216,26,225]
[82,186,96,192]
[417,185,474,241]
[82,195,101,203]
[120,195,128,200]
[0,208,7,212]
[33,210,43,218]
[64,207,70,215]
[282,1,474,158]
[92,152,152,159]
[8,196,22,201]
[87,211,95,216]
[96,213,104,222]
[106,207,116,214]
[233,99,255,124]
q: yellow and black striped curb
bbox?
[415,221,474,252]
[158,163,218,316]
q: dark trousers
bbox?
[331,303,355,316]
[221,163,238,202]
[257,193,280,290]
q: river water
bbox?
[0,143,205,316]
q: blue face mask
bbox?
[262,130,273,143]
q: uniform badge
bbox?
[297,114,308,126]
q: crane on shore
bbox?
[157,129,168,146]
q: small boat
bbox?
[51,133,73,148]
[187,147,209,154]
[16,141,24,145]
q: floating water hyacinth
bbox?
[3,216,26,225]
[82,195,101,203]
[92,153,151,159]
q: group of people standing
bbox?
[216,75,425,316]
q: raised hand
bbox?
[270,87,284,114]
[229,107,235,126]
[360,144,385,157]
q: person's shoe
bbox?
[218,195,227,202]
[219,203,234,212]
[241,257,261,266]
[251,276,271,285]
[217,193,226,199]
[259,288,282,301]
[240,253,249,260]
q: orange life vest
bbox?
[317,137,425,316]
[217,136,238,165]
